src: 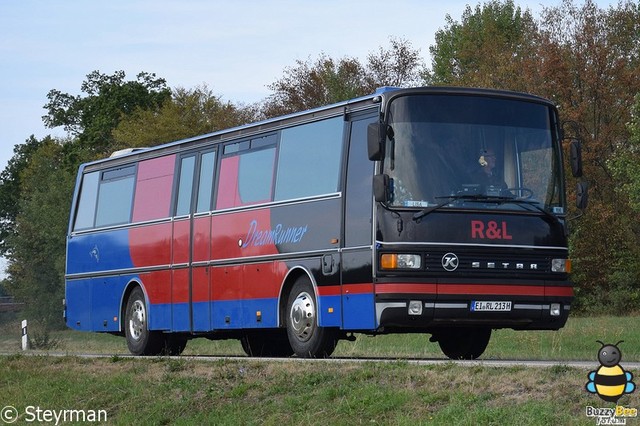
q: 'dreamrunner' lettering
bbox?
[242,219,308,248]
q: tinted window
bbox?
[238,148,276,204]
[95,166,136,227]
[217,135,277,209]
[196,151,216,213]
[176,156,196,216]
[73,171,99,231]
[345,117,376,246]
[275,116,344,201]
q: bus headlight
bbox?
[380,254,422,270]
[551,259,572,273]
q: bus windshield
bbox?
[383,94,564,213]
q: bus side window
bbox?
[216,137,276,209]
[95,165,136,228]
[274,116,343,201]
[196,151,216,213]
[73,171,100,231]
[175,156,196,216]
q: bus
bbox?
[64,86,587,359]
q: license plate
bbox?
[471,301,512,312]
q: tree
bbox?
[3,138,75,328]
[535,0,640,311]
[426,0,640,311]
[365,37,424,88]
[42,70,171,154]
[263,38,423,117]
[113,85,258,150]
[426,0,538,91]
[0,136,46,255]
[263,54,367,117]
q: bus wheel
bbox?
[124,287,164,356]
[436,327,491,360]
[285,276,337,358]
[163,336,188,356]
[240,330,294,357]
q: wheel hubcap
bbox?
[289,291,315,342]
[129,300,146,341]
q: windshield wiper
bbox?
[412,194,491,221]
[412,194,561,225]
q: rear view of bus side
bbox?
[65,87,585,359]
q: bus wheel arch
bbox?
[282,272,337,358]
[122,282,165,355]
[120,280,144,334]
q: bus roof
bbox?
[89,86,553,170]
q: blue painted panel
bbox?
[317,295,342,327]
[342,293,376,330]
[193,301,211,331]
[212,300,243,329]
[65,279,92,331]
[90,276,126,332]
[67,229,133,275]
[241,298,278,328]
[171,302,190,332]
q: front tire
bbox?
[124,287,165,355]
[286,276,337,358]
[436,327,491,360]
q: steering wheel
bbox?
[506,187,534,200]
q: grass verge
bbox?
[1,355,637,425]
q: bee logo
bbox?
[586,340,636,403]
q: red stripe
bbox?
[317,285,341,296]
[545,286,574,297]
[342,283,374,295]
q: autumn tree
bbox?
[536,0,640,311]
[263,38,423,117]
[427,0,640,311]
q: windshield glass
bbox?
[384,94,564,213]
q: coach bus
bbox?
[64,86,586,359]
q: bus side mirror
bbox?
[368,122,385,161]
[570,139,583,177]
[576,181,588,210]
[373,174,390,202]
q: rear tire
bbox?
[285,276,337,358]
[164,336,188,356]
[436,327,491,360]
[240,330,294,357]
[124,287,165,355]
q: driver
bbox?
[473,149,508,193]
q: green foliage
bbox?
[3,140,76,329]
[113,84,258,150]
[42,70,171,154]
[427,0,537,90]
[0,136,46,255]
